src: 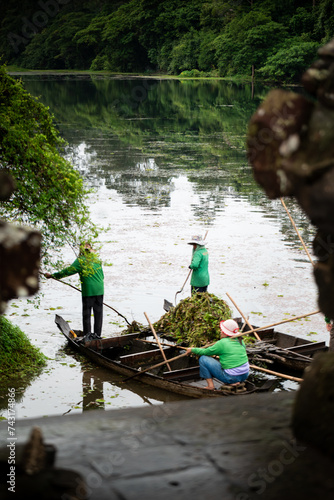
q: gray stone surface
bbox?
[293,352,334,458]
[1,392,334,499]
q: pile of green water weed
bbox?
[0,316,47,383]
[153,292,232,347]
[121,320,146,335]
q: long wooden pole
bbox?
[138,340,303,383]
[43,273,131,325]
[142,310,320,347]
[123,352,188,382]
[226,292,261,341]
[249,364,303,383]
[174,269,192,304]
[144,312,172,371]
[280,197,315,266]
[140,338,187,351]
[233,309,320,338]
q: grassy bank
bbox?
[0,316,47,383]
[5,65,257,82]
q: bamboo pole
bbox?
[226,292,261,341]
[233,309,320,338]
[174,269,192,305]
[122,352,188,382]
[140,338,186,351]
[134,341,304,383]
[249,364,303,383]
[141,310,320,347]
[144,312,172,371]
[43,273,131,325]
[280,197,315,266]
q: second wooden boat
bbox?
[241,322,327,373]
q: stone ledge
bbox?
[1,391,334,499]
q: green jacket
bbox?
[189,246,209,287]
[52,254,104,297]
[191,337,248,369]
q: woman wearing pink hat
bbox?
[186,319,249,390]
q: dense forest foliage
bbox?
[0,0,333,81]
[0,66,97,264]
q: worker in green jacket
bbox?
[186,319,249,390]
[188,235,209,294]
[45,242,104,337]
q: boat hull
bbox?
[55,315,259,399]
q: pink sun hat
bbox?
[219,319,239,336]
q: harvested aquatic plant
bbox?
[153,292,232,347]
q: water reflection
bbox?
[82,370,105,411]
[17,75,315,252]
[80,366,188,412]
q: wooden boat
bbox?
[241,322,327,373]
[55,315,273,399]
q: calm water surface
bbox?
[1,75,325,419]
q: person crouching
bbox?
[186,319,249,390]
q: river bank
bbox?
[6,66,265,85]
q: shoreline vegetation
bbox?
[5,67,301,87]
[1,1,330,85]
[0,316,47,389]
[5,66,251,79]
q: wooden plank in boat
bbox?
[286,341,327,355]
[85,333,140,350]
[119,347,172,366]
[256,328,275,337]
[262,330,298,349]
[257,328,316,350]
[162,366,200,381]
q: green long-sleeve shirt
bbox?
[191,337,248,369]
[189,246,209,287]
[52,255,104,297]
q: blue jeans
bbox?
[199,356,249,384]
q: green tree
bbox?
[315,0,334,42]
[168,29,201,74]
[19,12,93,70]
[0,0,333,80]
[258,41,319,81]
[198,30,218,72]
[0,65,96,263]
[289,7,316,37]
[102,1,150,72]
[235,21,288,74]
[214,10,275,75]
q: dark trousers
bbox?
[82,295,103,337]
[191,286,208,295]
